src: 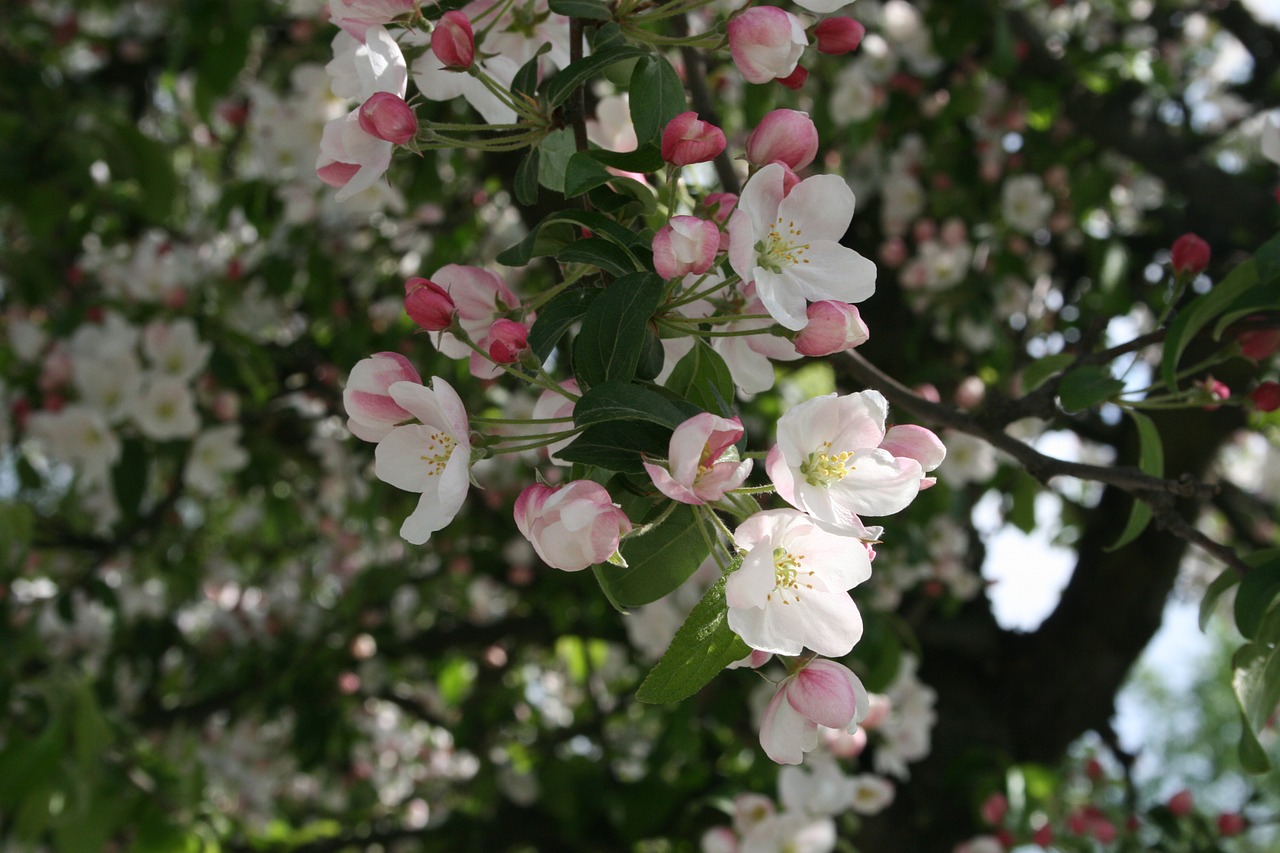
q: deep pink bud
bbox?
[745,109,818,171]
[1200,377,1230,410]
[652,216,720,279]
[661,112,727,166]
[358,92,417,145]
[1032,825,1053,846]
[432,11,475,69]
[487,318,529,364]
[1171,233,1210,276]
[404,277,456,331]
[1217,812,1247,837]
[793,301,869,356]
[1250,381,1280,412]
[777,64,809,90]
[814,17,865,55]
[1168,789,1194,817]
[1237,326,1280,360]
[980,793,1009,826]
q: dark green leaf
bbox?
[636,573,750,703]
[573,380,692,430]
[514,147,540,206]
[1200,566,1242,631]
[636,330,665,381]
[545,45,650,108]
[1162,257,1260,391]
[564,151,616,197]
[512,42,552,97]
[1254,231,1280,285]
[528,288,597,362]
[558,421,673,473]
[1234,550,1280,640]
[1009,472,1038,534]
[664,341,734,416]
[548,0,613,19]
[597,501,713,607]
[584,144,666,173]
[1057,365,1123,411]
[1020,353,1075,393]
[558,237,639,277]
[1232,609,1280,774]
[629,55,687,146]
[1106,410,1163,551]
[111,439,149,524]
[1211,284,1280,341]
[573,271,664,387]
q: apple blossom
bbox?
[431,11,475,70]
[133,376,200,440]
[1171,232,1211,276]
[642,413,753,504]
[653,216,720,280]
[766,390,928,529]
[1217,811,1247,837]
[758,657,869,764]
[357,91,417,144]
[1000,174,1054,234]
[404,277,456,331]
[814,18,866,55]
[728,163,877,331]
[727,8,808,85]
[849,774,895,815]
[1237,326,1280,360]
[726,509,872,656]
[373,377,472,545]
[531,379,579,465]
[185,425,250,495]
[661,112,727,166]
[514,480,632,571]
[745,110,818,172]
[343,351,423,442]
[328,0,415,41]
[877,424,946,489]
[792,301,869,357]
[427,264,526,379]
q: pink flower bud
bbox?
[793,301,869,356]
[759,658,868,765]
[357,92,417,145]
[1250,381,1280,412]
[1217,812,1247,837]
[814,17,865,55]
[879,424,946,477]
[728,7,808,85]
[1199,377,1230,410]
[661,112,727,166]
[404,277,456,331]
[1168,789,1194,817]
[1170,233,1210,276]
[1237,326,1280,360]
[980,793,1008,826]
[745,109,819,171]
[652,216,720,280]
[777,64,809,90]
[486,318,529,364]
[1032,825,1053,846]
[343,352,422,442]
[514,481,632,571]
[432,11,475,69]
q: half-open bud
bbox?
[793,301,869,356]
[487,318,529,364]
[661,112,727,166]
[653,216,720,279]
[745,109,818,171]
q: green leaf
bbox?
[664,340,735,416]
[573,380,693,430]
[537,127,577,194]
[545,45,650,108]
[548,0,613,18]
[514,147,540,206]
[584,144,665,173]
[564,151,616,197]
[1162,256,1260,391]
[1231,609,1280,773]
[636,330,665,381]
[635,573,750,703]
[1057,365,1123,412]
[1199,566,1241,631]
[1020,353,1075,393]
[512,42,552,97]
[629,55,687,146]
[1106,410,1163,551]
[1255,230,1280,284]
[1211,285,1280,342]
[558,421,673,473]
[528,288,597,362]
[558,237,639,277]
[573,271,664,387]
[111,439,149,524]
[1233,550,1280,640]
[597,501,713,606]
[1009,472,1038,534]
[497,208,647,267]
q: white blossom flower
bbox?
[133,376,201,440]
[185,425,250,495]
[1001,174,1054,234]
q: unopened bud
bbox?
[814,17,865,55]
[432,11,475,70]
[1171,233,1210,276]
[487,319,529,364]
[661,112,727,166]
[404,277,455,331]
[358,92,417,145]
[793,301,869,356]
[745,109,818,171]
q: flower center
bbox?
[419,430,457,476]
[799,441,855,488]
[767,547,814,604]
[754,216,811,274]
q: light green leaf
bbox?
[635,572,750,703]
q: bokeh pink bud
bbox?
[487,318,529,364]
[432,11,475,69]
[514,481,632,572]
[793,301,869,356]
[404,277,456,331]
[653,216,720,280]
[814,17,866,54]
[745,109,819,171]
[728,7,808,84]
[1170,233,1210,276]
[357,92,417,145]
[661,112,727,165]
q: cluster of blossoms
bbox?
[330,0,946,775]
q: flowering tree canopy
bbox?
[2,0,1280,851]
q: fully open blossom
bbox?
[766,390,926,529]
[514,480,632,571]
[1000,174,1053,234]
[759,658,869,764]
[728,163,876,331]
[133,377,200,440]
[727,7,807,85]
[142,318,212,381]
[343,351,422,442]
[726,509,871,656]
[643,413,752,504]
[328,0,415,41]
[185,425,249,494]
[373,377,472,545]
